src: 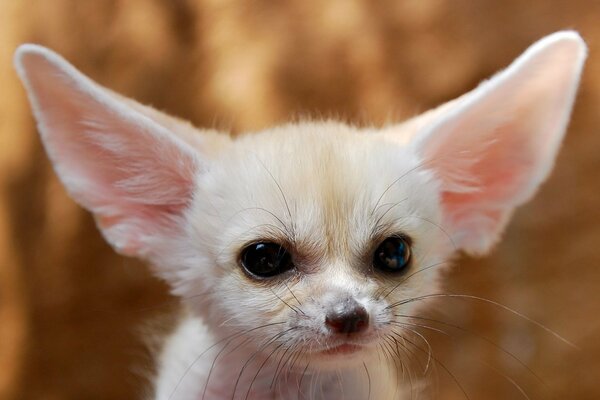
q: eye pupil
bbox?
[241,242,293,278]
[373,236,411,273]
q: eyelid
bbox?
[236,237,291,263]
[368,231,413,253]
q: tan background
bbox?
[1,1,599,399]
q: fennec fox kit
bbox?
[15,31,586,399]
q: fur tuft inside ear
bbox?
[14,44,203,257]
[412,31,587,255]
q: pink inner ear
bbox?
[19,51,200,256]
[418,90,567,255]
[52,102,199,255]
[429,120,536,249]
[414,33,586,255]
[440,121,534,209]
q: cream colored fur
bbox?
[14,31,586,399]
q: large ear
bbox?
[14,44,207,258]
[411,31,587,255]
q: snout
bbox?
[325,298,369,335]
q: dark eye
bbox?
[373,236,412,273]
[241,242,294,278]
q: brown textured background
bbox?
[1,1,599,399]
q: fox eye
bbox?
[241,242,294,278]
[373,236,412,273]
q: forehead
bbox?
[199,122,439,258]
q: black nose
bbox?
[325,301,369,334]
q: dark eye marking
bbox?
[240,242,294,278]
[373,236,412,273]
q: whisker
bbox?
[270,288,303,315]
[389,334,418,398]
[198,322,286,400]
[227,206,289,234]
[397,319,535,400]
[271,341,298,388]
[255,157,296,241]
[384,332,412,397]
[274,341,305,388]
[377,336,404,398]
[398,214,457,251]
[399,333,471,400]
[297,361,310,400]
[380,260,451,300]
[336,368,345,399]
[203,335,253,400]
[370,161,430,216]
[395,313,547,388]
[284,281,304,307]
[287,342,307,373]
[483,361,532,400]
[382,336,405,379]
[362,362,371,400]
[388,320,450,336]
[387,293,577,348]
[397,324,434,375]
[168,321,285,400]
[231,328,296,399]
[244,339,289,400]
[371,198,408,235]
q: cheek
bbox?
[380,264,445,326]
[373,246,449,323]
[212,273,298,327]
[400,220,455,295]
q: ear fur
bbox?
[411,31,587,255]
[14,44,205,258]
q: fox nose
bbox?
[325,299,369,334]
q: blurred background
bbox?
[1,1,599,399]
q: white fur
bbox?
[14,31,586,399]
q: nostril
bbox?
[325,305,369,334]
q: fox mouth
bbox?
[308,330,380,358]
[312,336,377,357]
